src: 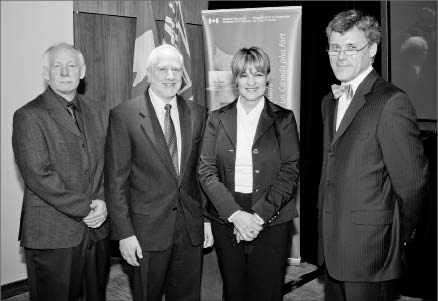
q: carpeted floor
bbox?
[2,258,431,301]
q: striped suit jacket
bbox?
[317,70,429,281]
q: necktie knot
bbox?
[165,104,172,111]
[66,102,76,119]
[331,84,353,99]
[66,102,75,110]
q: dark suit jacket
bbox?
[12,87,109,249]
[318,70,429,282]
[105,89,207,251]
[199,98,300,226]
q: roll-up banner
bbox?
[201,6,301,129]
[201,7,302,261]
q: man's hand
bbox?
[120,235,143,266]
[253,213,265,225]
[233,227,243,244]
[203,222,214,248]
[83,199,107,228]
[229,210,263,241]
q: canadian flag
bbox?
[132,1,159,98]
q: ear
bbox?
[80,65,86,79]
[145,68,152,83]
[266,73,271,83]
[43,67,50,81]
[369,43,378,58]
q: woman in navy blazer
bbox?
[199,47,300,301]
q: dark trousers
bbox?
[131,202,203,301]
[212,193,292,301]
[324,266,398,301]
[25,229,110,301]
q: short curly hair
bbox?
[326,9,381,45]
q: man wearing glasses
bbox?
[318,9,429,301]
[105,44,213,301]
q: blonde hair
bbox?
[231,46,270,80]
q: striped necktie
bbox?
[164,104,179,175]
[66,102,81,134]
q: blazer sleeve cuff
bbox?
[252,198,275,223]
[217,202,242,222]
[110,223,134,241]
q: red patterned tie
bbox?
[164,104,179,175]
[331,84,353,99]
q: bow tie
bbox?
[331,84,353,99]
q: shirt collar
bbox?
[149,88,177,112]
[236,96,265,118]
[50,86,79,111]
[342,65,373,95]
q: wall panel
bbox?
[74,0,137,17]
[74,12,136,109]
[74,0,208,24]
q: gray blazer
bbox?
[12,87,109,249]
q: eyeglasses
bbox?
[153,67,183,77]
[326,43,368,56]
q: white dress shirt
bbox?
[336,65,373,131]
[234,96,265,193]
[149,88,182,171]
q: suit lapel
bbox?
[138,90,178,179]
[331,70,378,147]
[177,96,192,180]
[253,98,275,146]
[43,88,81,136]
[328,96,337,142]
[219,100,238,150]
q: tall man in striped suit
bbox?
[318,10,429,300]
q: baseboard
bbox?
[1,279,28,299]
